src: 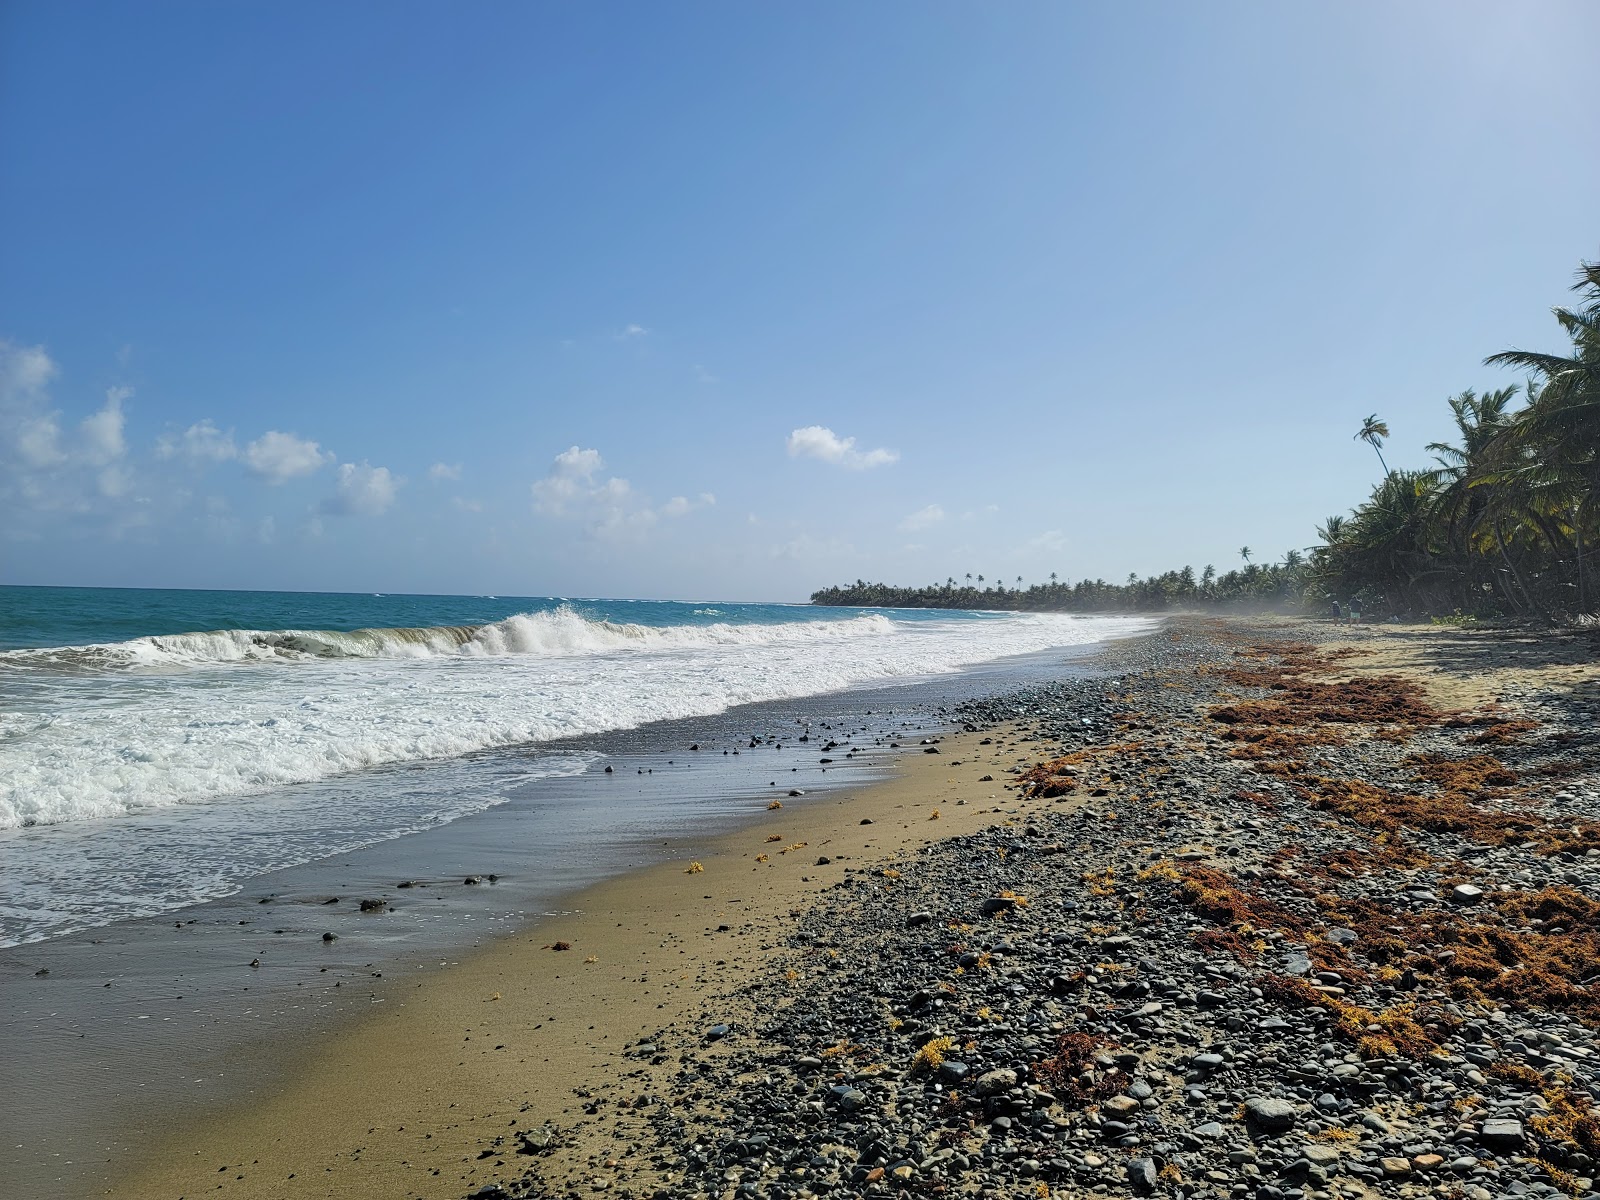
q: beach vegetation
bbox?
[809,256,1599,623]
[911,1035,955,1073]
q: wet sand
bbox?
[3,641,1116,1198]
[104,724,1047,1199]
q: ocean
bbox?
[0,585,1156,945]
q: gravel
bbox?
[470,617,1600,1200]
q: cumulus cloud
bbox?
[531,445,708,538]
[243,430,334,483]
[531,445,606,515]
[15,411,64,468]
[157,420,237,464]
[427,461,461,482]
[786,425,898,469]
[1,345,143,524]
[80,387,130,465]
[320,461,403,516]
[662,492,716,518]
[615,323,650,340]
[1,340,56,395]
[899,503,945,532]
[1026,529,1069,553]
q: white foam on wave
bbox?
[0,611,1157,831]
[0,608,897,669]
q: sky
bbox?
[2,1,1597,601]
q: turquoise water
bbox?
[0,584,956,652]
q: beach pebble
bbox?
[1244,1097,1299,1132]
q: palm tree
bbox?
[1238,546,1252,565]
[1356,414,1391,476]
[1486,258,1600,611]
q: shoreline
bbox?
[108,721,1046,1199]
[48,616,1600,1199]
[3,633,1143,1198]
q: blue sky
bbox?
[2,1,1596,600]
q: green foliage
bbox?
[1309,256,1599,620]
[810,558,1310,614]
[813,256,1599,623]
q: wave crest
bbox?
[1,607,899,671]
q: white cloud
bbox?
[451,496,483,513]
[532,445,606,515]
[1,345,145,523]
[15,412,64,468]
[243,430,334,484]
[531,445,707,538]
[0,342,65,468]
[786,425,898,469]
[428,461,461,482]
[1026,529,1069,553]
[79,387,130,466]
[615,323,650,340]
[1,341,57,395]
[157,420,237,463]
[98,464,133,498]
[693,364,718,384]
[320,461,403,516]
[899,503,945,532]
[662,492,716,518]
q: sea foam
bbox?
[0,609,1155,831]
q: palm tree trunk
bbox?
[1494,514,1542,618]
[1578,515,1589,613]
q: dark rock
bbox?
[1245,1097,1300,1133]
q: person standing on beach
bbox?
[1332,599,1342,622]
[1350,599,1362,625]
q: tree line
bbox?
[812,256,1599,621]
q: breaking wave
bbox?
[0,608,897,672]
[0,607,1158,832]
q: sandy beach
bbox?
[65,616,1600,1199]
